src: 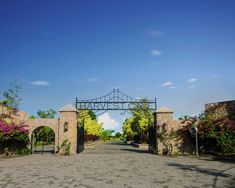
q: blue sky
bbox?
[1,0,235,132]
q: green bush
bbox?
[60,139,71,155]
[178,114,235,154]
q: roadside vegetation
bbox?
[0,80,30,156]
[78,110,123,142]
[78,110,103,142]
[122,99,153,144]
[177,113,235,155]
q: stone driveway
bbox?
[0,141,234,188]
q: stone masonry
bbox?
[205,100,235,122]
[58,104,78,155]
[156,99,235,155]
[156,106,194,155]
[0,104,79,155]
[3,100,234,156]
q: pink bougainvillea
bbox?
[177,114,235,154]
[0,120,29,141]
[0,103,29,144]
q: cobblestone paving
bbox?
[0,141,235,188]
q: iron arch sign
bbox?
[75,89,158,154]
[75,89,157,111]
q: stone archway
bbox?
[31,126,56,154]
[0,104,79,155]
[24,105,79,155]
[26,118,59,154]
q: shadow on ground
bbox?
[33,150,54,154]
[166,162,235,188]
[107,141,130,146]
[120,148,151,154]
[199,155,235,164]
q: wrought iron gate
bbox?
[148,112,157,153]
[75,89,157,153]
[77,120,85,153]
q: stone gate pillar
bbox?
[59,104,78,155]
[156,106,174,154]
[156,106,174,123]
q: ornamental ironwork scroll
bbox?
[75,89,156,111]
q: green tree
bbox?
[178,115,192,121]
[37,109,57,118]
[88,110,97,120]
[34,126,55,144]
[122,99,153,143]
[2,79,22,108]
[122,117,135,140]
[115,132,122,138]
[78,110,103,137]
[84,117,103,136]
[100,129,115,141]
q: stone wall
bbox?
[156,107,194,155]
[26,118,59,152]
[0,106,29,125]
[156,100,235,155]
[205,100,235,122]
[59,109,78,155]
[0,104,79,155]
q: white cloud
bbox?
[150,50,162,56]
[98,113,120,131]
[30,80,50,86]
[149,30,162,38]
[88,78,99,82]
[187,78,198,83]
[160,81,173,88]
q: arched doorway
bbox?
[31,126,55,154]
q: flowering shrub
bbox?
[0,102,30,155]
[178,114,235,154]
[0,121,29,142]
